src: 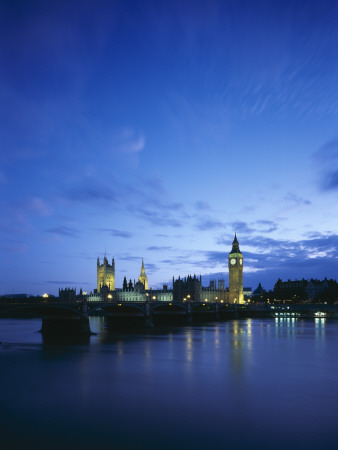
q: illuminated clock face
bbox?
[239,259,242,265]
[230,258,236,265]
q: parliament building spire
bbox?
[139,259,148,290]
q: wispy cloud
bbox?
[112,128,145,153]
[46,225,79,237]
[65,182,119,205]
[142,262,159,273]
[118,255,143,262]
[194,200,211,211]
[0,197,52,236]
[231,221,255,234]
[62,175,186,228]
[26,197,52,216]
[255,220,278,233]
[46,281,90,285]
[229,220,278,235]
[284,193,311,206]
[134,207,183,228]
[147,246,173,251]
[196,216,224,231]
[96,228,133,238]
[322,171,338,191]
[3,243,29,254]
[314,138,338,191]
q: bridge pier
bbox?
[187,303,193,324]
[41,317,91,335]
[215,303,220,321]
[41,302,91,336]
[145,302,153,328]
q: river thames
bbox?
[1,317,338,449]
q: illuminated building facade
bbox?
[228,233,244,304]
[138,259,149,290]
[91,237,245,303]
[201,280,228,303]
[97,256,115,293]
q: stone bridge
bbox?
[1,300,337,335]
[0,300,239,334]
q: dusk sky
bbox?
[1,0,338,296]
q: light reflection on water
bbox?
[1,317,338,449]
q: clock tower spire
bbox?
[228,233,244,304]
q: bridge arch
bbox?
[88,302,146,316]
[150,302,188,313]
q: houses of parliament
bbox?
[86,235,246,303]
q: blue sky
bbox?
[1,0,338,295]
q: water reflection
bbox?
[314,318,326,353]
[224,320,253,378]
[185,329,193,362]
[315,317,326,334]
[1,318,338,450]
[274,316,297,339]
[89,315,106,334]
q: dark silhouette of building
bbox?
[59,287,76,301]
[273,278,338,302]
[173,275,201,302]
[252,282,266,302]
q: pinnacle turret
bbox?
[139,258,148,289]
[230,233,241,254]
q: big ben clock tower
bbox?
[228,233,244,304]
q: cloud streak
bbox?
[113,128,145,154]
[315,138,338,191]
[46,281,90,285]
[46,226,79,237]
[195,216,224,231]
[96,228,133,238]
[62,175,186,229]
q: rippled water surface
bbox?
[1,317,338,449]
